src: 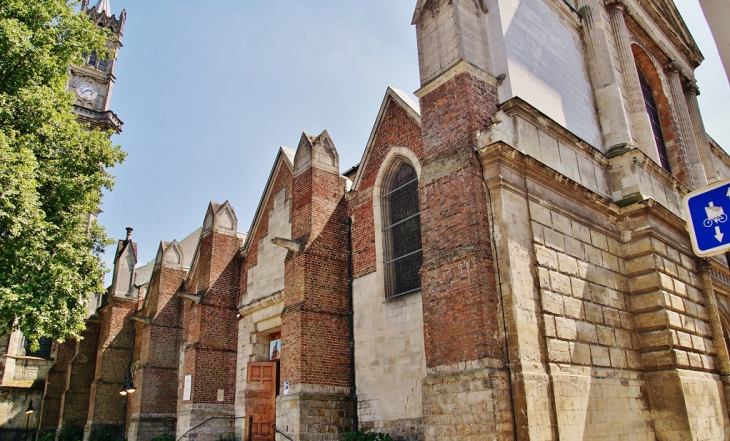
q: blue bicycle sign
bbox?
[683,178,730,257]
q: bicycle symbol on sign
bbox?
[704,202,728,227]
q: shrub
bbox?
[343,429,393,441]
[57,421,84,441]
[151,435,175,441]
[88,425,121,441]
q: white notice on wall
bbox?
[183,375,192,401]
[217,389,224,402]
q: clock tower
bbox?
[69,0,126,133]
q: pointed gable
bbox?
[347,87,424,280]
[241,147,295,255]
[351,87,421,192]
[240,148,296,305]
[634,0,703,66]
[202,201,238,235]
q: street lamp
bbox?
[24,400,34,441]
[119,370,136,441]
[118,372,136,396]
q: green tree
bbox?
[0,0,125,347]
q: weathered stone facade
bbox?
[26,0,730,440]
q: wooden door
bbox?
[246,362,277,441]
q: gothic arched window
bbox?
[637,67,671,172]
[381,159,422,298]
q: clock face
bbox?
[76,82,97,100]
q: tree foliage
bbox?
[0,0,125,347]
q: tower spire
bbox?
[94,0,112,16]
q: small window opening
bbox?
[24,336,52,359]
[87,52,98,68]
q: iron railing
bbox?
[271,425,294,441]
[176,416,244,441]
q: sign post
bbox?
[683,178,730,258]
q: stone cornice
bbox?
[239,290,283,316]
[414,60,498,98]
[622,0,702,71]
[72,106,123,133]
[478,142,620,235]
[497,97,607,166]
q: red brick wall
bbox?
[418,72,505,367]
[281,160,350,388]
[181,229,241,406]
[348,100,424,279]
[292,168,344,246]
[87,298,136,425]
[130,264,186,419]
[39,338,75,434]
[62,322,100,426]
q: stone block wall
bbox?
[234,153,292,438]
[478,127,730,440]
[486,0,602,148]
[275,389,352,441]
[347,90,425,438]
[352,274,425,438]
[246,188,290,304]
[421,362,512,441]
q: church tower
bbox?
[68,0,126,133]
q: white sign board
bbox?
[183,375,192,401]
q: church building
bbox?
[22,0,730,440]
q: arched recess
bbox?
[372,147,423,299]
[632,44,692,187]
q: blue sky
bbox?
[100,1,730,271]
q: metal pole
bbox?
[121,392,127,441]
[24,412,29,441]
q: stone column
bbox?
[664,62,708,189]
[684,81,718,183]
[606,1,659,163]
[697,259,730,408]
[575,0,633,152]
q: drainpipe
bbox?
[346,217,358,431]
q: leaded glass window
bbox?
[381,160,422,298]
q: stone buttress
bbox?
[177,202,242,439]
[412,1,514,439]
[126,240,187,441]
[278,131,353,440]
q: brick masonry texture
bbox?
[31,1,730,440]
[349,100,424,280]
[419,71,503,366]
